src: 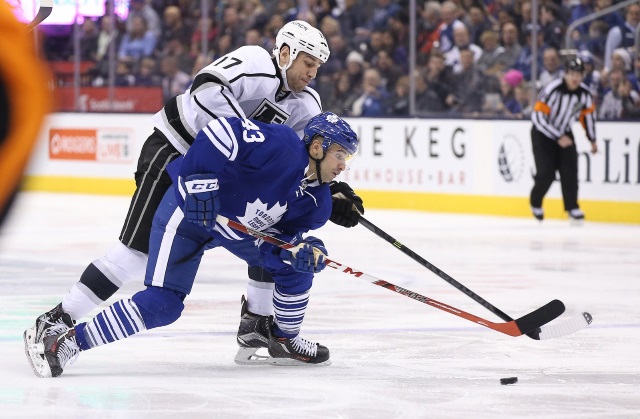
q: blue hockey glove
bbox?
[180,173,220,230]
[280,236,328,273]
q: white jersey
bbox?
[150,46,323,155]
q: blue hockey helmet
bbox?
[303,112,359,156]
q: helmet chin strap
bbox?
[277,53,293,91]
[308,146,326,184]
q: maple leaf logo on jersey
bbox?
[237,199,287,232]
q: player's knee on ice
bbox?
[132,286,186,329]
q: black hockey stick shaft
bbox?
[217,216,564,337]
[26,0,53,32]
[358,216,543,340]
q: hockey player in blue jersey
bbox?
[24,20,365,366]
[26,112,359,376]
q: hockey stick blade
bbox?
[538,311,593,340]
[358,216,585,340]
[216,216,565,337]
[26,0,54,32]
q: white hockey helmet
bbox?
[273,20,330,72]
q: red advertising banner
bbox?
[53,87,164,113]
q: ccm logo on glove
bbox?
[184,179,219,193]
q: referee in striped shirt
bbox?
[530,57,598,221]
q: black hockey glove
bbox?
[329,181,364,228]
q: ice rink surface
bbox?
[1,192,639,418]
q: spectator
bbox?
[190,16,217,59]
[361,29,385,63]
[95,15,119,64]
[351,68,388,116]
[156,5,190,53]
[570,0,594,36]
[118,15,157,63]
[126,0,161,39]
[476,30,505,75]
[540,3,564,49]
[492,22,522,74]
[345,50,366,88]
[512,24,544,81]
[415,69,447,113]
[495,69,523,117]
[320,33,348,75]
[219,5,247,50]
[162,38,194,75]
[71,18,99,62]
[374,49,403,91]
[114,59,136,86]
[365,0,403,32]
[518,0,533,45]
[515,81,534,119]
[446,47,486,114]
[325,71,360,116]
[212,33,234,60]
[604,3,640,71]
[425,51,454,107]
[538,47,564,88]
[135,56,161,86]
[573,20,608,61]
[599,69,623,119]
[381,29,408,72]
[320,15,341,39]
[593,0,625,30]
[417,1,442,58]
[385,74,410,115]
[466,4,493,46]
[337,0,367,42]
[444,24,483,74]
[159,55,190,103]
[579,51,602,102]
[438,1,466,54]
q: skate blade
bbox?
[269,357,332,367]
[234,347,271,366]
[23,330,51,378]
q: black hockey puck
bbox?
[500,377,518,385]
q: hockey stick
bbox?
[26,0,53,32]
[216,215,565,337]
[358,216,593,340]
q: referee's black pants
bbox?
[529,127,579,212]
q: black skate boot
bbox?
[41,328,80,377]
[24,303,75,376]
[234,295,271,365]
[268,320,331,366]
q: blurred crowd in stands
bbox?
[37,0,640,119]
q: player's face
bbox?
[286,51,323,92]
[565,70,583,91]
[320,143,351,182]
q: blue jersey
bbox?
[172,117,331,243]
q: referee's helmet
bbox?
[567,57,585,73]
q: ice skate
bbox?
[268,325,331,366]
[24,304,74,377]
[531,207,544,221]
[234,295,271,365]
[27,328,79,378]
[569,208,585,225]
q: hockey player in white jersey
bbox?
[26,112,359,377]
[23,21,364,364]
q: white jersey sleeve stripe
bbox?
[217,118,239,161]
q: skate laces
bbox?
[290,335,318,356]
[43,318,71,337]
[57,333,80,366]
